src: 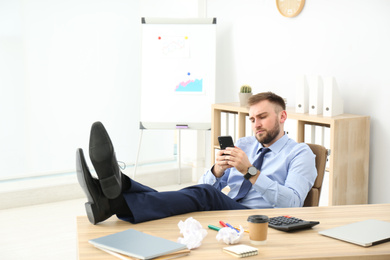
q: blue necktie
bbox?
[233,147,271,202]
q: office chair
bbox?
[303,143,328,207]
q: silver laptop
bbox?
[319,219,390,247]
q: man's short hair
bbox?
[247,92,286,112]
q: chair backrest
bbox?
[303,143,328,207]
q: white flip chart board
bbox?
[140,17,216,130]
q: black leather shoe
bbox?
[76,148,112,224]
[89,121,122,199]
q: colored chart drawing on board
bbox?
[175,79,203,93]
[159,36,190,58]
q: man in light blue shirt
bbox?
[77,92,317,224]
[199,92,316,209]
[199,134,316,209]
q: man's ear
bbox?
[279,110,287,123]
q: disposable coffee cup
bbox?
[247,215,269,245]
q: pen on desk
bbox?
[234,226,249,233]
[219,220,228,227]
[208,225,221,231]
[225,222,239,233]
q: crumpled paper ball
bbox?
[177,217,208,249]
[216,226,244,244]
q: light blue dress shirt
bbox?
[198,134,317,209]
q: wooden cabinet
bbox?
[211,102,370,206]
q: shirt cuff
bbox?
[199,165,219,185]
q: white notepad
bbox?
[89,229,188,260]
[223,244,258,258]
[319,219,390,247]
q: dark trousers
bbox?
[117,178,249,223]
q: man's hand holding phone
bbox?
[213,136,252,178]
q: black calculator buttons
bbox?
[268,216,319,232]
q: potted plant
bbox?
[239,85,253,106]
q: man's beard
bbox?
[255,121,280,146]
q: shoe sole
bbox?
[89,122,121,199]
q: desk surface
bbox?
[77,204,390,260]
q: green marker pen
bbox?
[208,225,221,231]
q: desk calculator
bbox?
[269,216,320,232]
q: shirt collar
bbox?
[257,133,289,154]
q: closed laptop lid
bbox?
[319,219,390,247]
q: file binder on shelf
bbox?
[309,75,324,115]
[304,124,316,144]
[323,76,344,117]
[295,75,309,114]
[285,119,297,142]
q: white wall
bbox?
[0,0,177,179]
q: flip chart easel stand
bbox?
[133,128,183,184]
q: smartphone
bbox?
[218,136,234,150]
